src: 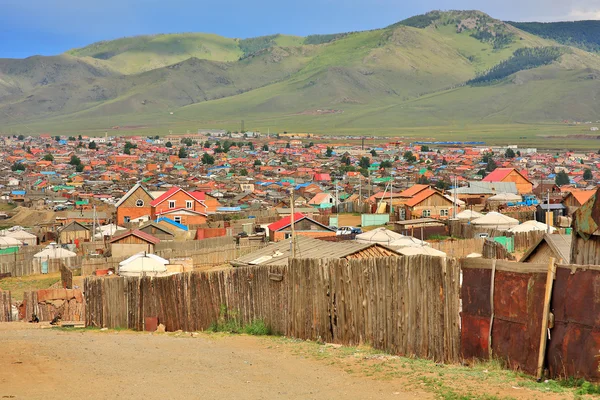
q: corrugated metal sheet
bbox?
[231,236,398,266]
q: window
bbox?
[124,216,131,223]
[422,209,431,217]
[135,199,144,207]
[284,233,292,239]
[174,216,182,224]
[186,200,193,209]
[399,209,406,220]
[169,200,176,209]
[440,209,449,217]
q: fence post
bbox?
[536,257,556,381]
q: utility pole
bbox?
[547,189,551,233]
[290,188,297,258]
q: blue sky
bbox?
[2,0,600,58]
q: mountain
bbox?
[2,10,600,137]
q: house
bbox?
[267,213,336,242]
[520,234,572,264]
[58,221,90,244]
[536,204,567,227]
[231,236,399,267]
[482,168,533,194]
[404,189,456,220]
[308,192,336,209]
[150,187,208,225]
[10,190,26,202]
[138,221,175,241]
[115,183,154,225]
[109,229,161,258]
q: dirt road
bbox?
[0,323,428,400]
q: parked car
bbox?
[337,226,358,236]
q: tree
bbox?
[166,141,173,148]
[435,180,450,190]
[417,175,430,184]
[107,142,113,147]
[240,169,248,176]
[370,149,377,157]
[516,150,521,157]
[486,158,497,172]
[78,135,82,140]
[69,155,81,166]
[403,151,416,163]
[584,168,593,180]
[340,155,351,166]
[477,169,487,178]
[555,170,570,186]
[154,135,160,140]
[262,144,269,151]
[88,141,97,150]
[68,136,76,141]
[285,142,291,149]
[178,147,188,159]
[505,148,516,158]
[254,160,262,166]
[380,160,393,168]
[201,153,215,165]
[359,156,371,169]
[248,142,255,150]
[325,147,333,157]
[203,141,211,149]
[421,145,430,152]
[11,162,25,171]
[76,164,84,172]
[43,154,54,161]
[17,135,24,141]
[54,136,60,142]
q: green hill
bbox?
[2,10,600,144]
[508,20,600,52]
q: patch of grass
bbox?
[0,273,61,300]
[208,305,272,336]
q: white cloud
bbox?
[567,8,600,19]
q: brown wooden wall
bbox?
[85,255,461,363]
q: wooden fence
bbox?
[429,238,484,258]
[0,291,11,322]
[448,221,545,252]
[85,255,461,362]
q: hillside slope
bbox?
[2,10,600,134]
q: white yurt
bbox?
[355,228,404,244]
[33,244,78,274]
[397,246,446,257]
[455,210,484,221]
[487,193,522,202]
[5,230,38,246]
[470,212,519,230]
[388,236,430,248]
[0,236,23,249]
[508,220,557,233]
[118,252,169,277]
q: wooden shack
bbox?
[58,221,90,244]
[571,188,600,265]
[109,230,160,258]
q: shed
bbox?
[520,234,572,264]
[58,221,90,244]
[109,230,160,258]
[139,221,175,241]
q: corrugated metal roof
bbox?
[231,236,398,267]
[450,181,517,195]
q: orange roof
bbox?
[405,189,437,207]
[570,190,595,206]
[399,184,429,198]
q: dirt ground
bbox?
[0,323,581,400]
